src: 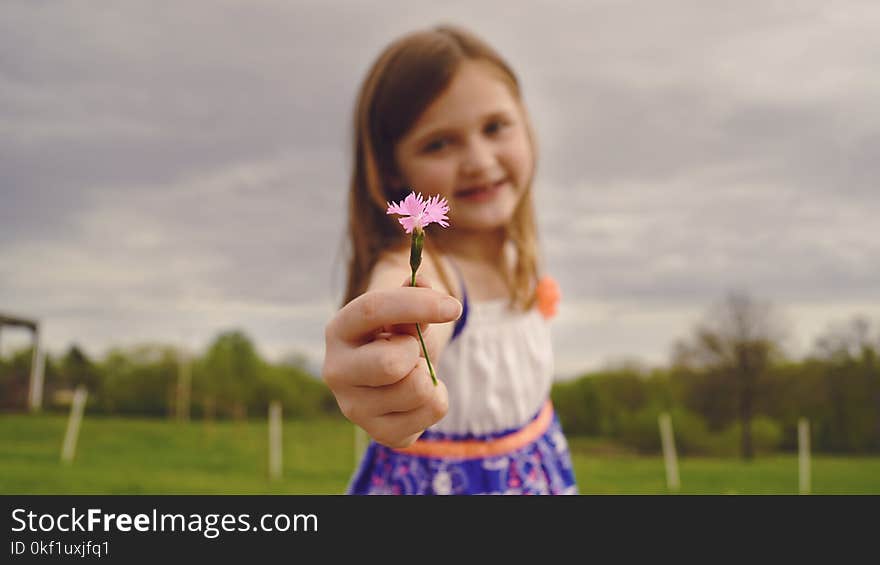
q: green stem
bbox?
[412,270,438,386]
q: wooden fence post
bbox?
[29,333,45,412]
[798,418,811,495]
[61,385,88,464]
[658,412,681,493]
[269,401,282,481]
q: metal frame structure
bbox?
[0,313,44,411]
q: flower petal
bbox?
[402,192,426,216]
[423,195,450,228]
[386,201,406,215]
[386,191,450,232]
[399,216,417,234]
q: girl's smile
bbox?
[455,177,510,203]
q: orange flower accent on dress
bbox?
[535,275,561,319]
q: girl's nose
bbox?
[460,137,495,176]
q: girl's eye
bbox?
[423,138,448,153]
[484,119,508,135]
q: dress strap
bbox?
[448,259,469,341]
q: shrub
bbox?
[615,407,713,455]
[551,378,601,436]
[667,408,714,456]
[716,416,783,456]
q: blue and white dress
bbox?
[347,276,578,495]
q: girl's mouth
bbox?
[455,178,508,203]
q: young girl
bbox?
[322,24,577,495]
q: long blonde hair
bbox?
[343,24,540,309]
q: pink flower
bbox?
[384,190,450,387]
[386,191,450,234]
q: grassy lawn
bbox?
[0,413,355,494]
[568,437,880,494]
[2,413,878,494]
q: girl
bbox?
[322,24,577,494]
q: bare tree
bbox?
[673,291,788,459]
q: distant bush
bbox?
[615,407,714,456]
[667,409,715,456]
[551,378,600,436]
[713,416,783,457]
[616,408,661,453]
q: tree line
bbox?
[0,330,338,421]
[552,292,880,458]
[1,292,878,457]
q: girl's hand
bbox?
[322,279,462,448]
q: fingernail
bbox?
[442,297,463,320]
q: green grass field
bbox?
[2,413,878,494]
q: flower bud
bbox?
[410,226,424,276]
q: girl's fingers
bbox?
[386,275,442,342]
[329,287,462,343]
[384,320,432,341]
[351,358,435,413]
[365,379,449,448]
[343,333,422,387]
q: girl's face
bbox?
[393,60,534,233]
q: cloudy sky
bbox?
[2,0,878,378]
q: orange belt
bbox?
[392,401,554,460]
